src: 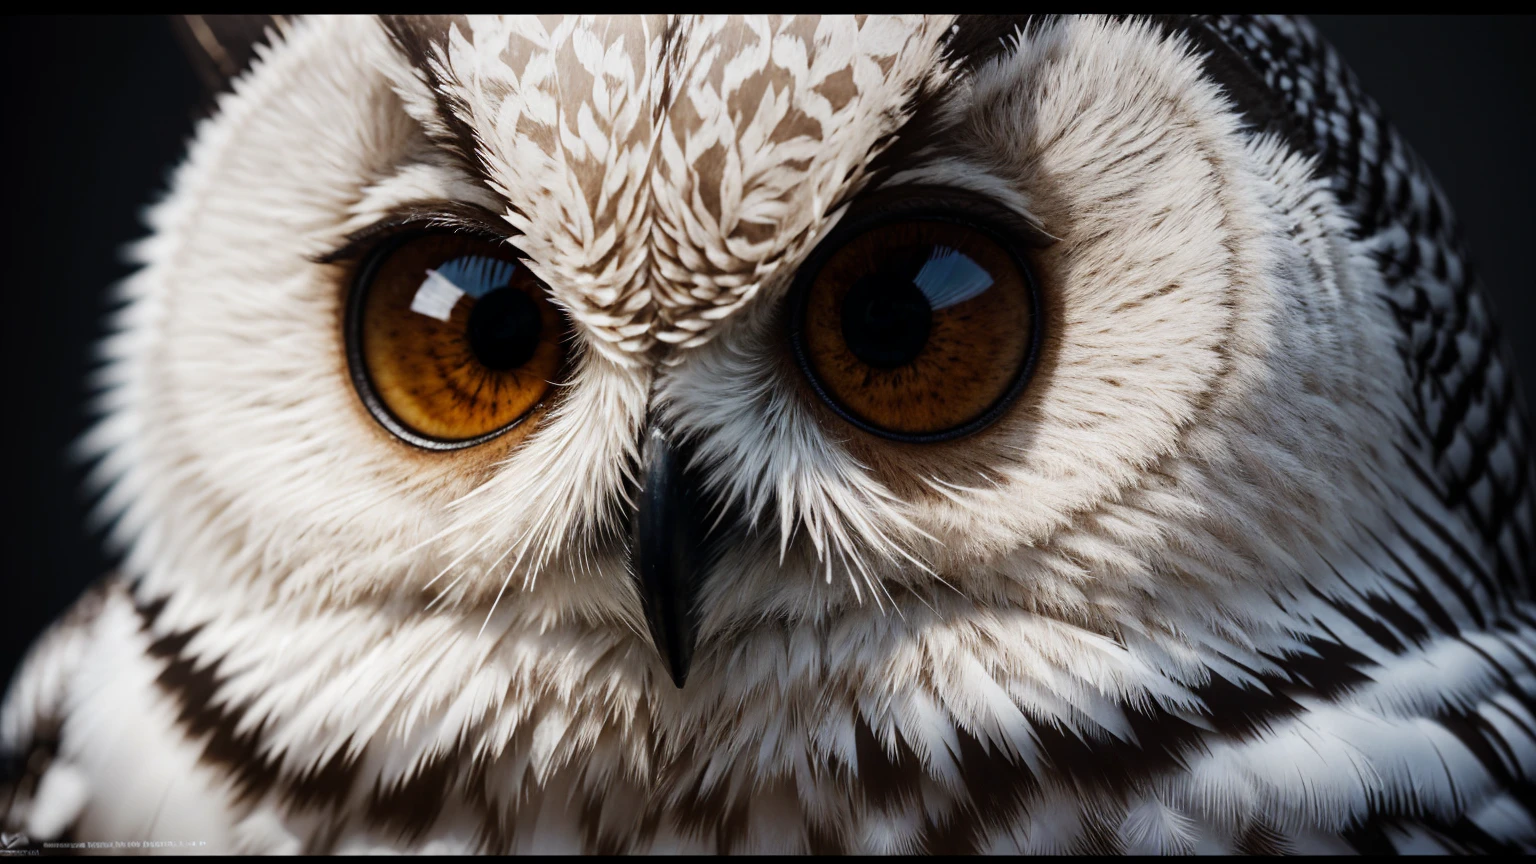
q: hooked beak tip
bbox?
[632,424,702,689]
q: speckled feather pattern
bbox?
[3,14,1534,855]
[383,14,957,361]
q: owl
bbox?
[3,13,1533,855]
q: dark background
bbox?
[1,16,1533,683]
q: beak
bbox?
[632,422,705,688]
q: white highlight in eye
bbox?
[410,269,466,322]
[437,255,517,298]
[913,246,994,310]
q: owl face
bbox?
[99,14,1405,697]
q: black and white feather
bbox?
[3,14,1533,854]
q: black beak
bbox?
[632,422,705,688]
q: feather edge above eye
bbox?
[313,200,518,265]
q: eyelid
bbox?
[314,201,519,265]
[845,185,1052,250]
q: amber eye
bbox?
[346,231,569,449]
[789,210,1039,441]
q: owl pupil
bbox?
[841,269,933,369]
[465,287,542,370]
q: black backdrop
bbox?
[1,16,1533,683]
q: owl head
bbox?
[95,14,1408,709]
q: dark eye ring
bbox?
[787,201,1042,443]
[343,229,570,451]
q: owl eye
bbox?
[789,208,1040,441]
[345,231,569,449]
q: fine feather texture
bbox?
[3,14,1533,854]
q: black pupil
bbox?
[841,254,934,369]
[466,287,542,370]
